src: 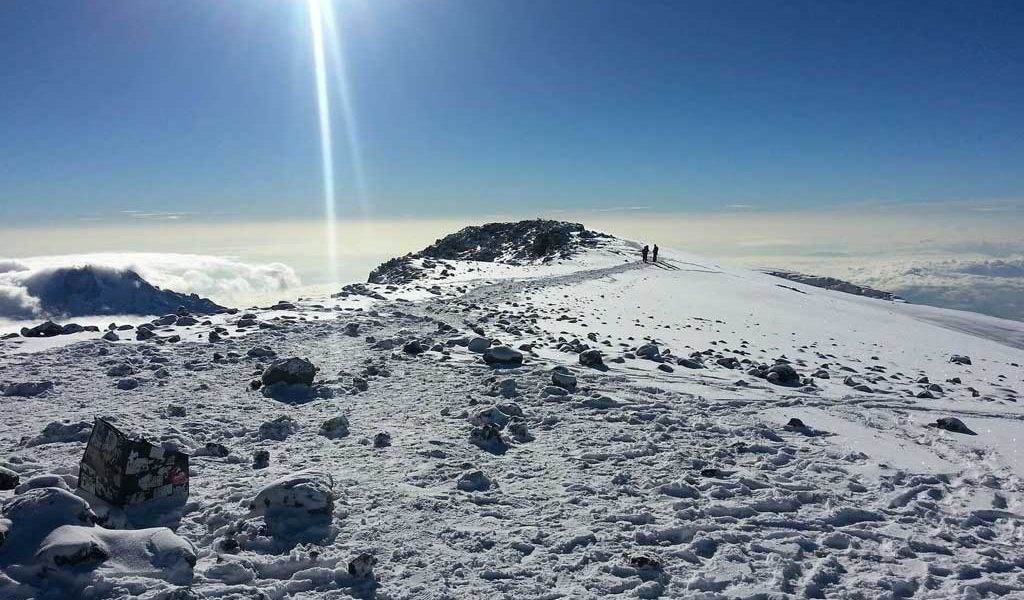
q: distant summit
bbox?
[22,266,224,317]
[368,219,611,284]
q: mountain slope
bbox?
[1,221,1022,599]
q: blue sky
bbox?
[1,0,1022,224]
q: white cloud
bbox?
[0,253,301,319]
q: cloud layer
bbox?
[0,253,300,320]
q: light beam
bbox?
[308,0,339,285]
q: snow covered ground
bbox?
[1,228,1022,599]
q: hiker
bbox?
[652,244,659,262]
[641,245,649,263]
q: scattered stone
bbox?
[247,346,276,359]
[949,355,972,366]
[373,432,392,448]
[579,349,605,369]
[201,442,230,458]
[106,363,133,377]
[403,340,425,355]
[116,378,140,390]
[319,415,350,439]
[786,418,807,429]
[0,466,19,490]
[469,406,511,429]
[483,345,524,367]
[636,343,660,360]
[551,368,577,390]
[348,553,377,579]
[468,337,491,353]
[3,381,54,397]
[258,416,298,441]
[766,363,800,386]
[469,424,506,453]
[677,358,704,369]
[456,470,493,492]
[657,363,674,373]
[930,417,976,435]
[102,330,120,342]
[252,450,270,469]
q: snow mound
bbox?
[35,524,195,583]
[367,219,611,283]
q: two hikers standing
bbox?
[641,244,659,263]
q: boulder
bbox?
[636,343,660,360]
[766,363,799,386]
[483,345,523,367]
[319,415,350,439]
[15,474,70,494]
[261,357,317,387]
[949,355,972,366]
[0,466,20,490]
[468,337,491,353]
[250,471,334,516]
[348,553,377,580]
[20,321,64,338]
[3,381,54,397]
[551,367,577,390]
[579,349,605,369]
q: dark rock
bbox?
[930,417,976,435]
[261,357,317,387]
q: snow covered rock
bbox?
[25,420,92,446]
[636,343,661,360]
[469,406,512,429]
[469,424,507,453]
[250,471,335,516]
[14,474,70,494]
[3,381,53,397]
[318,415,350,439]
[551,367,577,390]
[0,487,96,554]
[483,345,523,367]
[261,357,317,387]
[247,346,276,359]
[949,354,972,365]
[258,416,298,441]
[456,470,493,492]
[677,357,705,369]
[34,525,196,584]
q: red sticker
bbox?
[168,466,188,486]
